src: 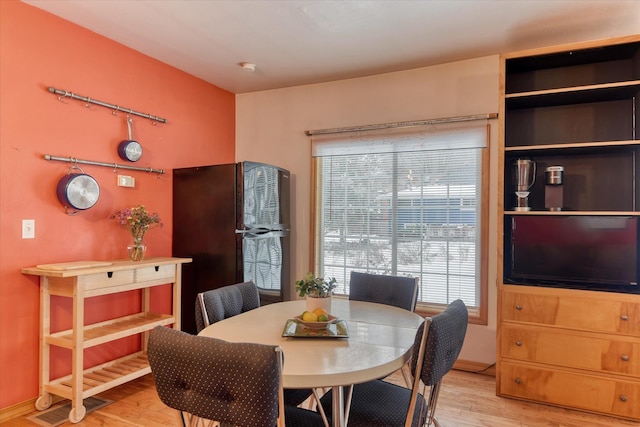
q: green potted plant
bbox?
[295,272,338,313]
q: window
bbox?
[310,122,489,323]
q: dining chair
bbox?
[147,326,325,427]
[195,281,314,409]
[319,299,468,427]
[349,271,420,386]
[195,280,261,333]
[349,271,419,312]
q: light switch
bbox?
[22,219,35,239]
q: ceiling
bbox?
[22,0,640,94]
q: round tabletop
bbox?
[198,299,423,389]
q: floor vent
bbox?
[27,397,113,427]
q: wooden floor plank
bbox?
[4,370,637,426]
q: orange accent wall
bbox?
[0,0,235,409]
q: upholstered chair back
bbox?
[349,271,419,311]
[411,299,468,385]
[195,280,260,333]
[147,326,283,427]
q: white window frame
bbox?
[309,123,489,324]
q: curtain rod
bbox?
[305,113,498,136]
[44,154,165,174]
[48,86,168,124]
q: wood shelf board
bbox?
[503,211,639,216]
[505,140,639,151]
[45,353,150,399]
[35,261,114,270]
[505,85,639,110]
[46,313,173,348]
[22,257,192,278]
[506,80,640,100]
[501,35,640,65]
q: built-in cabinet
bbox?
[497,35,640,422]
[22,257,191,423]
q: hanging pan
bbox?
[117,115,143,162]
[56,165,100,215]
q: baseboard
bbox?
[453,359,496,376]
[0,394,63,423]
[0,398,35,423]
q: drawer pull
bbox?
[155,265,160,272]
[107,271,113,278]
[620,314,629,321]
[514,377,521,385]
[515,340,522,347]
[619,395,627,402]
[621,355,629,362]
[515,304,523,311]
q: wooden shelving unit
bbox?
[497,35,640,422]
[22,257,191,423]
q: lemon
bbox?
[312,307,329,317]
[302,311,319,322]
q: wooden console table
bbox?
[22,257,191,423]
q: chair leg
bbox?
[425,381,442,427]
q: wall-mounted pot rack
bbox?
[48,86,168,124]
[44,154,165,174]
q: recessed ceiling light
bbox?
[239,62,256,72]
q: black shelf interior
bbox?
[506,41,640,94]
[503,147,638,212]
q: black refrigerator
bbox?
[172,161,291,334]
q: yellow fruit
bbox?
[302,311,318,322]
[317,314,329,322]
[312,307,329,317]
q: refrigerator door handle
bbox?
[237,229,289,239]
[236,226,290,235]
[235,227,271,235]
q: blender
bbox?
[513,159,536,211]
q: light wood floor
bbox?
[4,370,637,427]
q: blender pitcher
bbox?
[513,159,536,211]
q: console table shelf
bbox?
[22,257,191,424]
[44,352,150,400]
[46,312,175,348]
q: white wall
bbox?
[236,55,500,364]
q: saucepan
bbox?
[117,115,143,162]
[56,165,100,215]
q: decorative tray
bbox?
[282,318,349,338]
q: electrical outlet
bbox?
[117,175,135,188]
[22,219,35,239]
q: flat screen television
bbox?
[504,215,639,294]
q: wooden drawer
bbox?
[499,361,640,420]
[501,324,640,377]
[79,269,135,291]
[502,290,640,335]
[134,264,176,283]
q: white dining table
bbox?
[198,298,423,427]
